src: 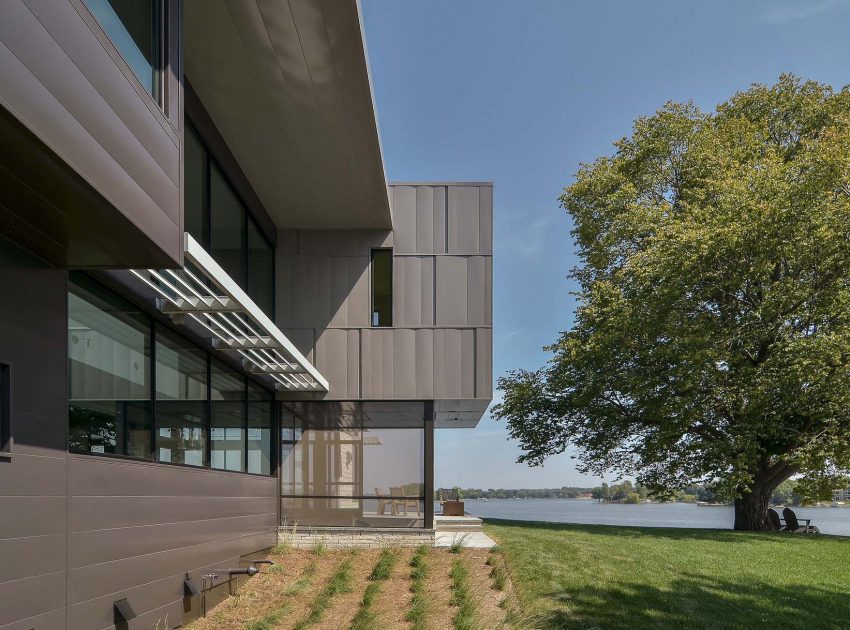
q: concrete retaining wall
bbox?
[278,527,435,549]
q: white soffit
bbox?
[130,233,328,392]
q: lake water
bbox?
[453,498,850,537]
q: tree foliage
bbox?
[494,75,850,527]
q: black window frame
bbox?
[370,249,393,327]
[184,119,275,317]
[82,0,167,107]
[67,272,277,477]
[0,362,10,456]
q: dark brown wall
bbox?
[0,0,183,267]
[0,238,278,629]
[67,457,277,629]
[0,236,69,630]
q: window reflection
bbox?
[211,360,245,472]
[155,325,207,467]
[84,0,160,98]
[281,402,425,528]
[68,275,151,458]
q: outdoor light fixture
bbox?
[113,598,137,625]
[184,575,201,597]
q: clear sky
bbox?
[360,0,850,489]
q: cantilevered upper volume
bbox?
[184,0,391,229]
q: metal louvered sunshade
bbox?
[130,233,327,392]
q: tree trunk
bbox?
[733,461,797,530]
[733,486,772,530]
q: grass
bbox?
[405,545,431,630]
[349,549,400,630]
[292,556,354,629]
[450,558,476,629]
[244,562,316,630]
[484,519,850,629]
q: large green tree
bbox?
[494,75,850,530]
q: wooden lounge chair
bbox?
[782,507,820,534]
[375,488,393,515]
[390,486,420,516]
[764,508,783,531]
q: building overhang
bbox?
[434,399,492,429]
[183,0,391,230]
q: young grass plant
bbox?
[350,549,400,630]
[310,540,327,557]
[244,562,316,630]
[449,533,471,554]
[405,545,431,630]
[450,558,477,630]
[293,556,354,629]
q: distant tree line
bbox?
[438,478,841,506]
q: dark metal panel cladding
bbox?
[67,456,278,627]
[0,0,183,267]
[0,236,68,629]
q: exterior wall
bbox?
[0,236,279,629]
[0,237,69,630]
[275,183,493,406]
[278,526,435,550]
[66,457,278,629]
[0,0,183,267]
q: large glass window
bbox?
[84,0,160,98]
[371,249,393,327]
[67,275,275,475]
[281,402,425,528]
[210,162,246,289]
[211,360,245,472]
[0,363,8,455]
[184,120,275,316]
[68,275,152,458]
[184,126,207,246]
[248,217,274,315]
[248,382,273,475]
[155,325,207,467]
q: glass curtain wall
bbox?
[184,120,274,315]
[68,275,151,458]
[211,360,246,472]
[67,273,275,475]
[155,324,208,466]
[281,402,426,528]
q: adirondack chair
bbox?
[782,507,820,534]
[764,508,783,531]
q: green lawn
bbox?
[484,519,850,630]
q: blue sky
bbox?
[360,0,850,489]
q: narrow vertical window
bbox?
[371,249,393,327]
[84,0,161,100]
[210,361,245,472]
[0,363,9,455]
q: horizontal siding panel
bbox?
[0,496,67,539]
[0,606,65,630]
[0,453,66,497]
[0,570,66,628]
[0,534,66,584]
[70,495,277,532]
[69,455,277,498]
[69,530,274,604]
[71,513,276,567]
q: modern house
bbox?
[0,1,492,628]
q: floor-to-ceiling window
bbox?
[280,402,427,528]
[184,120,275,315]
[68,273,275,476]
